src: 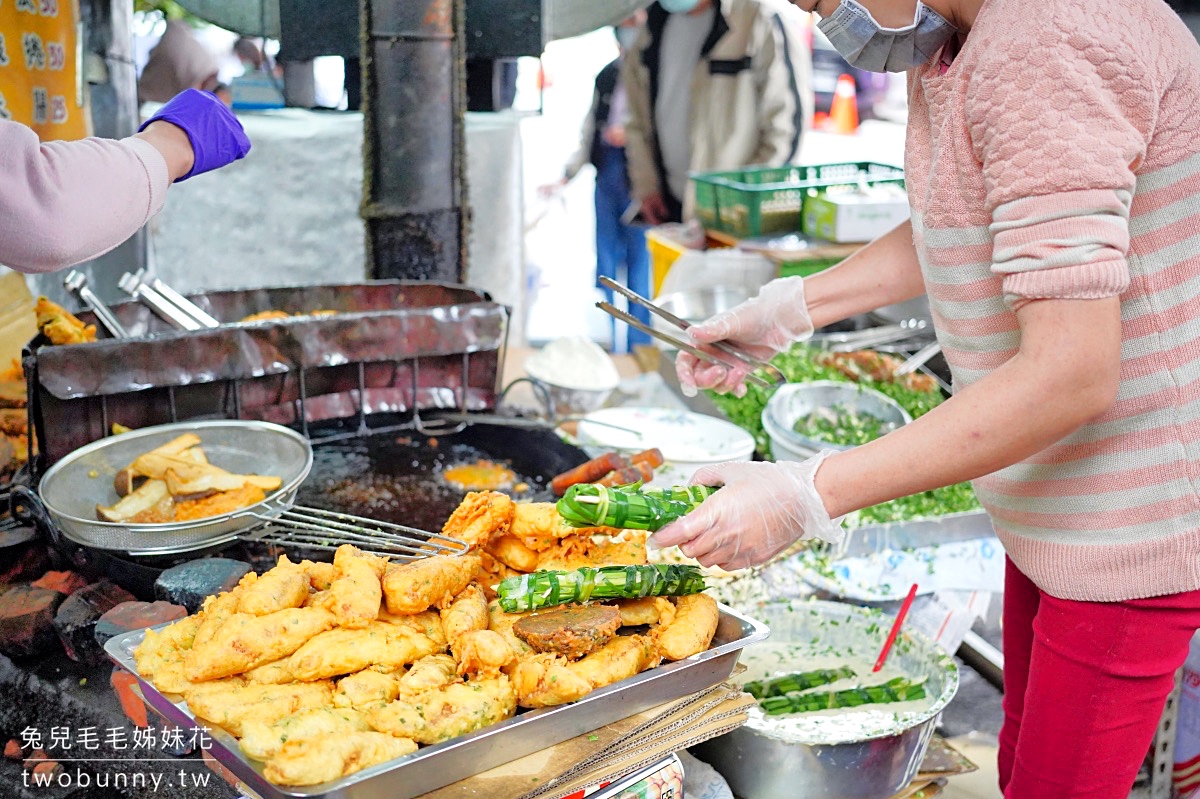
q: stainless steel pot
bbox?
[692,600,958,799]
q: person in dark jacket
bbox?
[552,16,652,352]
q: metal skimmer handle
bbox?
[142,271,220,328]
[63,270,129,339]
[246,505,470,561]
[118,272,203,331]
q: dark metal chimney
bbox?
[360,0,466,283]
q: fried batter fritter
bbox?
[441,490,515,550]
[238,555,310,616]
[288,621,441,681]
[655,593,719,661]
[184,681,334,737]
[329,545,388,629]
[396,654,458,696]
[453,629,515,678]
[382,554,480,615]
[367,675,516,745]
[240,707,370,761]
[483,534,540,572]
[440,584,488,644]
[263,731,417,786]
[185,608,335,681]
[333,669,402,709]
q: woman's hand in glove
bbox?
[648,453,844,571]
[138,89,251,182]
[675,276,814,398]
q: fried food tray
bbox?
[104,604,768,799]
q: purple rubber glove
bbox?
[139,89,250,182]
[648,453,845,571]
[675,276,814,398]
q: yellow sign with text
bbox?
[0,0,87,140]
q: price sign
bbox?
[0,0,87,140]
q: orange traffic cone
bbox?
[828,74,859,135]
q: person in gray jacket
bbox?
[622,0,814,224]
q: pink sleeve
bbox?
[964,27,1154,308]
[0,119,170,274]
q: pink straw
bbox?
[873,583,919,673]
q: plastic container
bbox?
[689,162,905,239]
[762,381,911,462]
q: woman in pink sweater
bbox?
[661,0,1200,794]
[0,89,249,273]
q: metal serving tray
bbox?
[104,604,768,799]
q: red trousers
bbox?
[1000,558,1200,797]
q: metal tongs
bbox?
[595,276,785,389]
[118,269,220,331]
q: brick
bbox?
[94,600,187,650]
[154,558,250,614]
[0,541,50,585]
[53,580,136,665]
[22,749,48,770]
[31,570,88,596]
[0,584,64,658]
[3,739,21,761]
[31,760,61,777]
[110,667,149,728]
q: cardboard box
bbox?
[0,270,36,369]
[803,188,911,243]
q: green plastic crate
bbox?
[690,162,905,239]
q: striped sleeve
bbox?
[964,27,1153,308]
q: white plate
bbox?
[576,407,756,486]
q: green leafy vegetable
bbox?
[759,677,927,715]
[744,666,856,699]
[496,565,706,613]
[557,483,716,532]
[792,403,887,446]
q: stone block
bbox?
[153,558,250,614]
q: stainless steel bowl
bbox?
[693,599,959,799]
[650,286,751,349]
[763,381,912,461]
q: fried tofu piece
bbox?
[615,597,674,627]
[453,629,516,678]
[367,676,516,745]
[288,621,441,681]
[238,555,310,616]
[484,534,539,573]
[396,654,458,696]
[510,654,592,708]
[334,669,402,710]
[183,681,334,737]
[329,545,387,629]
[382,554,480,615]
[264,731,417,787]
[184,608,335,681]
[441,490,515,550]
[655,593,719,661]
[240,707,370,761]
[440,584,488,645]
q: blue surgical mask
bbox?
[658,0,701,13]
[817,0,956,73]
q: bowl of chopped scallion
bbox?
[763,381,911,461]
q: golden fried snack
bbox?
[473,551,521,600]
[377,608,447,647]
[453,629,515,678]
[486,599,533,663]
[334,670,401,709]
[368,676,516,745]
[184,681,334,737]
[534,533,649,572]
[305,589,336,612]
[288,621,441,681]
[240,310,292,323]
[238,555,310,616]
[264,731,417,787]
[382,553,480,615]
[193,575,256,649]
[510,654,592,708]
[240,707,370,761]
[441,490,515,550]
[484,534,539,572]
[615,597,674,627]
[134,616,204,693]
[300,559,336,591]
[440,584,488,644]
[35,296,96,345]
[655,593,719,661]
[510,503,624,552]
[569,634,659,690]
[397,654,458,696]
[185,608,335,681]
[329,545,388,629]
[243,658,297,685]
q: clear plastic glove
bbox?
[648,452,844,571]
[675,276,814,398]
[139,89,250,182]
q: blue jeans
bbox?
[594,143,651,351]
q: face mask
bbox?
[658,0,701,13]
[615,26,640,51]
[817,0,956,73]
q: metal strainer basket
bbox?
[34,420,313,556]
